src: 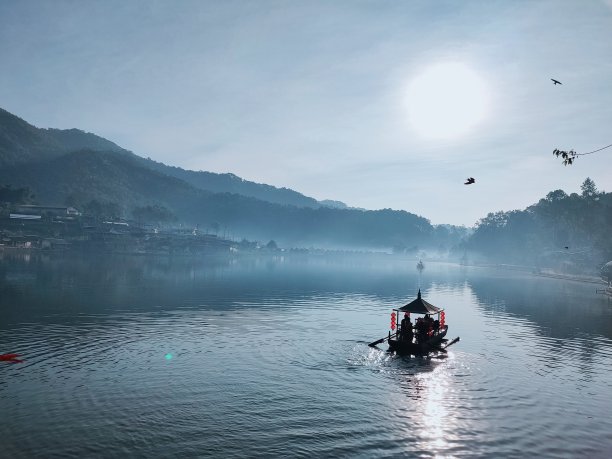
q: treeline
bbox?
[141,158,324,209]
[3,108,610,264]
[466,178,612,271]
[0,150,436,248]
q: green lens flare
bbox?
[165,353,173,360]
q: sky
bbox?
[1,0,611,226]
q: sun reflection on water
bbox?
[392,353,460,456]
[420,369,451,452]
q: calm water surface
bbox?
[1,253,611,458]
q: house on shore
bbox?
[14,205,81,219]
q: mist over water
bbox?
[1,253,611,458]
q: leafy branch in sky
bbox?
[553,143,612,166]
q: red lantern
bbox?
[440,311,445,327]
[390,311,396,330]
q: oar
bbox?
[368,332,397,347]
[437,337,460,352]
[428,337,460,359]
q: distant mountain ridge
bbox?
[0,107,339,209]
[140,158,322,209]
[0,107,432,248]
[0,148,434,248]
[0,107,124,166]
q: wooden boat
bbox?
[388,325,448,354]
[369,289,458,355]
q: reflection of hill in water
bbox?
[5,254,609,341]
[1,253,454,327]
[468,271,612,340]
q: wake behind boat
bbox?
[369,289,460,355]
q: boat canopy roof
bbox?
[397,289,443,314]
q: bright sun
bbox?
[406,62,489,140]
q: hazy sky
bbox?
[1,0,611,226]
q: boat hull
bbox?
[388,325,448,355]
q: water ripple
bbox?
[2,260,612,458]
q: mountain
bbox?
[466,181,612,270]
[0,108,124,167]
[44,128,125,154]
[139,158,322,208]
[319,199,348,209]
[0,149,204,212]
[0,148,433,247]
[0,107,433,248]
[0,107,329,208]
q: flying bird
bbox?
[551,78,562,85]
[464,177,475,185]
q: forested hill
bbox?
[467,178,612,271]
[138,158,322,208]
[0,149,434,248]
[0,108,124,166]
[0,107,333,209]
[2,107,608,266]
[0,107,436,249]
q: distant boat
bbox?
[416,260,425,271]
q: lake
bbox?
[1,252,611,458]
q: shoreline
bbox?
[468,262,606,286]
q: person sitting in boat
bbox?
[425,315,434,337]
[421,315,429,336]
[400,313,409,336]
[433,319,440,335]
[400,313,413,342]
[415,317,426,342]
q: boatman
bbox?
[415,317,427,342]
[400,313,413,342]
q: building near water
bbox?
[9,213,42,220]
[14,205,81,218]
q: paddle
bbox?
[437,337,460,353]
[427,337,460,359]
[368,332,397,347]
